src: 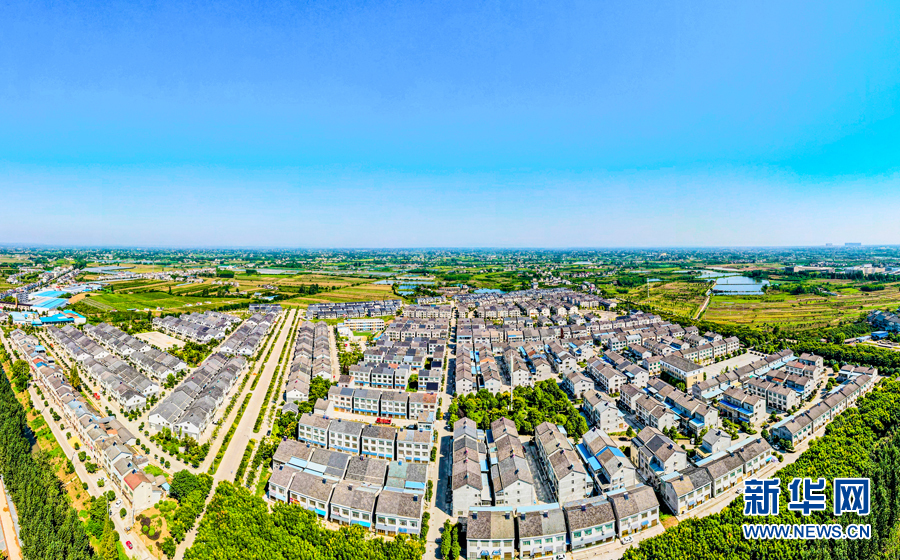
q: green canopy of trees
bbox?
[449,379,589,440]
[184,482,425,560]
[167,470,214,542]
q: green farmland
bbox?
[83,292,252,312]
[703,284,900,331]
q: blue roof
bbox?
[607,446,626,458]
[287,457,309,470]
[32,298,67,310]
[405,481,426,490]
[39,314,75,324]
[516,503,561,514]
[32,290,66,298]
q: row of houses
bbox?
[84,322,188,380]
[324,385,438,421]
[771,375,876,448]
[283,321,333,403]
[220,310,279,356]
[8,330,167,516]
[295,414,434,462]
[306,299,403,320]
[607,327,740,368]
[463,483,658,560]
[151,310,241,343]
[47,325,162,411]
[383,318,450,341]
[456,288,611,316]
[586,355,650,394]
[267,438,427,536]
[148,352,247,440]
[401,304,453,319]
[533,422,594,505]
[659,435,774,515]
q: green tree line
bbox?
[184,482,425,560]
[0,363,97,559]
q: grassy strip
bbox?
[250,312,289,389]
[210,367,252,441]
[234,438,256,483]
[208,392,252,475]
[253,313,299,433]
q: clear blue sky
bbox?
[1,1,899,247]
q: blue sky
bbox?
[1,1,899,247]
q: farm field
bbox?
[282,283,398,307]
[623,280,711,318]
[703,285,900,331]
[83,292,251,312]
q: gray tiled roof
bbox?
[466,509,515,540]
[375,489,424,519]
[563,497,615,531]
[517,507,566,538]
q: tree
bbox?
[159,537,176,558]
[626,426,635,437]
[10,359,30,392]
[85,462,98,473]
[449,525,461,560]
[441,520,452,559]
[119,508,127,519]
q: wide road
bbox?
[175,307,297,559]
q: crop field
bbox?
[282,283,398,307]
[84,292,251,312]
[703,284,900,331]
[623,281,711,318]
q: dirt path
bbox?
[0,479,22,560]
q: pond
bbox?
[710,275,769,295]
[474,288,505,294]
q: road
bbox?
[0,478,22,560]
[693,290,711,320]
[197,310,291,473]
[174,307,297,559]
[424,306,457,559]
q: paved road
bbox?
[174,308,297,559]
[424,306,457,560]
[0,479,22,560]
[197,311,290,473]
